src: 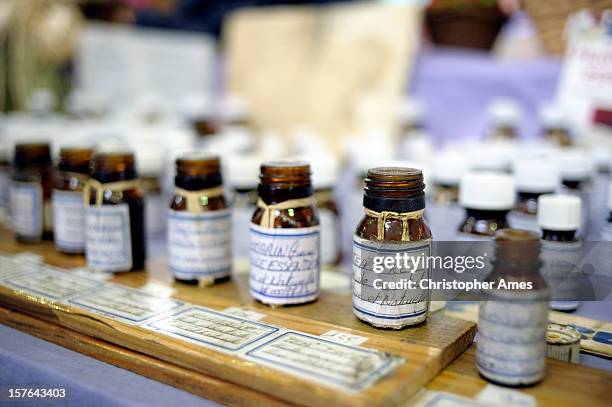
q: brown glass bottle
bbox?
[85,152,146,272]
[250,160,320,306]
[168,154,231,285]
[478,229,548,386]
[52,147,93,253]
[353,167,432,329]
[10,143,54,242]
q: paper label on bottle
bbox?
[477,298,548,385]
[144,306,279,352]
[352,236,431,328]
[244,331,402,392]
[67,285,183,324]
[318,208,340,265]
[85,204,132,272]
[2,266,104,300]
[9,181,43,239]
[249,224,320,305]
[53,190,86,252]
[168,209,232,280]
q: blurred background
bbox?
[1,0,612,264]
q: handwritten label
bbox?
[3,267,103,300]
[352,236,431,328]
[145,306,279,352]
[245,331,401,392]
[477,292,548,385]
[68,285,182,324]
[85,204,132,272]
[168,209,232,280]
[9,181,43,239]
[250,224,320,305]
[223,307,266,321]
[53,190,86,252]
[476,384,536,407]
[320,330,368,346]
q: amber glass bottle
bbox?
[10,143,54,242]
[478,229,548,386]
[168,154,231,285]
[85,152,146,272]
[53,147,93,253]
[250,160,320,306]
[353,167,432,329]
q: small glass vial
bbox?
[458,172,515,238]
[250,160,320,306]
[52,147,93,254]
[432,150,469,205]
[85,152,146,272]
[487,98,522,140]
[557,149,592,192]
[477,229,548,386]
[227,154,260,261]
[540,104,572,146]
[513,158,559,216]
[353,167,432,328]
[9,142,54,242]
[168,154,231,285]
[311,156,342,266]
[538,194,582,312]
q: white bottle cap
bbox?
[221,94,249,122]
[513,157,560,193]
[537,194,581,231]
[304,153,339,189]
[556,148,593,181]
[488,98,522,127]
[539,103,568,129]
[459,172,516,210]
[396,97,424,125]
[470,141,517,172]
[432,150,470,186]
[226,153,261,190]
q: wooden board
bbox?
[0,229,476,407]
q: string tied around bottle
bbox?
[363,207,425,241]
[256,197,315,228]
[174,186,224,213]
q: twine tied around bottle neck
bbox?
[58,171,89,186]
[83,179,141,207]
[364,207,425,241]
[175,186,224,213]
[256,197,315,228]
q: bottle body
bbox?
[477,229,548,386]
[250,161,320,306]
[168,154,231,285]
[10,143,54,242]
[52,148,92,254]
[353,167,432,329]
[314,187,342,266]
[85,153,146,272]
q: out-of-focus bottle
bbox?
[538,194,582,312]
[10,142,54,242]
[477,229,548,386]
[486,98,522,140]
[85,152,146,272]
[458,172,516,239]
[540,103,572,146]
[432,150,469,205]
[52,147,93,254]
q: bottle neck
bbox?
[542,229,576,242]
[465,208,509,221]
[175,172,222,190]
[58,161,90,174]
[92,170,137,183]
[258,184,312,205]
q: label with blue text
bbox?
[9,182,43,239]
[85,204,132,272]
[2,266,103,300]
[67,285,183,324]
[244,331,402,392]
[53,190,86,252]
[144,306,279,352]
[249,224,320,305]
[168,209,231,280]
